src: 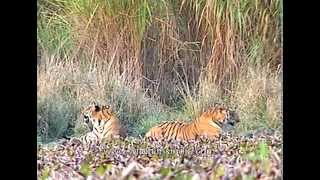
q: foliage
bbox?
[37,130,282,179]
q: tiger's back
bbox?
[145,121,197,141]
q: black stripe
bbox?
[173,123,183,140]
[182,128,187,140]
[164,122,175,138]
[85,135,90,143]
[176,123,183,139]
[169,123,179,139]
[167,123,176,138]
[159,122,169,128]
[160,123,170,131]
[191,123,199,135]
[192,123,199,137]
[90,132,98,143]
[93,132,99,139]
[94,127,99,133]
[102,126,111,137]
[215,121,223,128]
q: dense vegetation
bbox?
[37,0,282,142]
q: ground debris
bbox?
[38,130,282,179]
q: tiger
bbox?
[145,105,239,141]
[75,102,126,145]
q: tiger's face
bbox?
[200,105,240,129]
[89,105,114,128]
[82,103,97,125]
[81,102,112,130]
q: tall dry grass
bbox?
[37,0,282,142]
[37,55,169,142]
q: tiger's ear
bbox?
[220,108,227,114]
[102,105,112,114]
[89,101,100,111]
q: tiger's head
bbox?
[81,102,125,140]
[81,102,115,128]
[92,105,116,126]
[82,102,95,122]
[198,105,240,130]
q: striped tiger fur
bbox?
[76,102,126,145]
[77,131,99,145]
[145,105,239,141]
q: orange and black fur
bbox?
[78,103,126,144]
[145,105,239,141]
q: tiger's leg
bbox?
[198,128,221,141]
[70,131,99,146]
[145,126,164,141]
[100,133,122,144]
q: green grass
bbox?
[37,0,74,57]
[37,95,79,142]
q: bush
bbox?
[37,95,79,142]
